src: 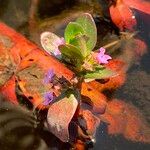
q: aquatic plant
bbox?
[40,13,116,142]
[41,13,114,81]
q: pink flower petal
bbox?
[99,47,106,55]
[97,47,112,64]
[54,37,65,57]
[104,55,112,60]
[54,49,61,56]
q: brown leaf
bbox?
[16,64,53,109]
[0,42,16,87]
[47,93,78,142]
[0,76,18,104]
[81,82,107,114]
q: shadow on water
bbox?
[38,0,76,19]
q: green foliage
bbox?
[64,22,84,44]
[69,35,88,57]
[41,13,114,81]
[84,67,116,80]
[59,44,84,68]
[75,13,97,54]
[64,13,97,57]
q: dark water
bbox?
[114,9,150,123]
[0,0,150,150]
[95,8,150,150]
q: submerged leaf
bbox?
[76,13,97,54]
[81,82,107,114]
[80,110,100,135]
[47,93,79,142]
[16,64,54,109]
[0,48,16,87]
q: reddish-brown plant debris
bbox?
[109,0,150,30]
[109,0,137,31]
[100,99,150,143]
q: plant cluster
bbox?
[40,13,115,143]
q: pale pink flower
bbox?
[53,37,65,56]
[97,47,112,64]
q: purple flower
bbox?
[43,91,54,105]
[53,37,65,56]
[97,47,112,64]
[43,69,55,84]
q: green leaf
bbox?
[70,35,88,57]
[76,13,97,54]
[64,22,84,44]
[84,68,117,79]
[40,32,62,55]
[59,44,84,67]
